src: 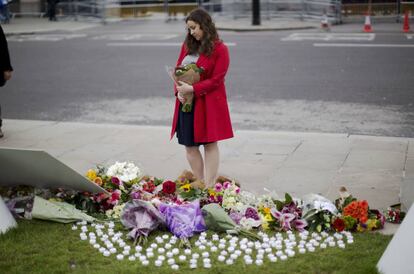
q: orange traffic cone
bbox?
[403,11,410,33]
[321,14,330,31]
[364,12,372,32]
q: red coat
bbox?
[170,41,234,143]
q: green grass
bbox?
[0,220,391,274]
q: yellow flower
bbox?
[208,189,216,196]
[264,213,273,222]
[86,169,97,181]
[180,183,191,192]
[262,222,270,230]
[94,177,103,186]
[263,207,271,214]
[356,224,365,232]
[366,219,377,230]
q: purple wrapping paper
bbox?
[158,200,206,239]
[121,200,165,240]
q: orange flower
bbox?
[94,177,103,186]
[360,215,368,224]
[360,200,369,210]
[263,207,271,214]
[343,200,369,224]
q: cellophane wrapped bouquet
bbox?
[173,63,204,112]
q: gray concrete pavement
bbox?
[2,17,102,35]
[1,118,412,216]
[1,15,319,36]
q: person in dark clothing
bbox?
[47,0,58,21]
[0,25,13,138]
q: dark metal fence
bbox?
[9,0,412,25]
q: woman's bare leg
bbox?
[185,146,204,180]
[204,142,219,188]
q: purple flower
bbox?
[214,183,223,192]
[130,191,141,200]
[245,207,260,221]
[235,187,240,194]
[229,210,243,225]
[281,202,302,218]
[216,195,223,203]
[223,181,231,189]
[111,176,121,186]
[293,219,308,232]
[271,208,295,231]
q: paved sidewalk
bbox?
[2,17,102,35]
[1,15,319,36]
[1,119,412,216]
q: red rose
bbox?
[162,180,176,195]
[333,218,346,232]
[143,182,156,193]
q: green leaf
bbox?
[317,224,322,232]
[285,193,293,204]
[343,196,356,207]
[275,200,284,211]
[303,209,318,220]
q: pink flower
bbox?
[271,208,295,231]
[223,181,231,189]
[214,183,223,192]
[94,193,107,203]
[235,187,240,194]
[111,177,121,186]
[130,191,141,200]
[108,189,122,205]
[293,219,308,232]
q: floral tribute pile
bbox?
[80,162,385,241]
[2,161,394,269]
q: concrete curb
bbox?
[216,25,317,32]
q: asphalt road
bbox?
[1,20,414,137]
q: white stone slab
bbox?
[0,148,106,193]
[377,205,414,274]
[0,196,17,234]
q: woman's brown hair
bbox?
[184,8,220,56]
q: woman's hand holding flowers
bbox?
[177,92,186,104]
[176,81,194,94]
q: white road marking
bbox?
[106,42,237,47]
[7,34,86,42]
[92,34,178,40]
[406,34,413,40]
[282,33,375,42]
[313,43,414,48]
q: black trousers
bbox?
[0,104,2,127]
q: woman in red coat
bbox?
[171,8,233,188]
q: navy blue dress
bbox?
[176,102,209,147]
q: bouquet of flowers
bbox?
[271,193,308,232]
[202,203,261,240]
[121,199,166,245]
[334,187,385,232]
[302,193,337,232]
[383,205,406,224]
[85,161,143,213]
[173,63,204,112]
[158,200,206,247]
